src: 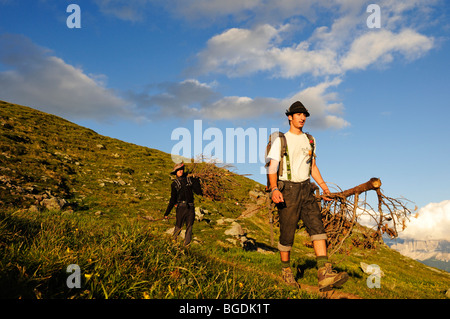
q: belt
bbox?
[282,179,310,185]
[177,201,194,206]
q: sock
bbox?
[316,256,328,269]
[281,260,290,269]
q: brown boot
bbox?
[281,267,299,288]
[318,263,349,292]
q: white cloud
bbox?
[283,77,349,129]
[185,1,435,126]
[195,23,343,78]
[399,200,450,241]
[0,34,133,121]
[340,29,434,71]
[94,0,151,22]
[161,0,440,31]
[0,34,348,128]
[130,78,280,120]
[160,0,319,25]
[166,0,261,22]
[195,18,434,79]
[196,24,284,77]
[129,79,220,118]
[133,77,349,129]
[271,45,341,78]
[201,96,279,120]
[3,0,437,127]
[190,0,437,80]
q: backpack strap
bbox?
[283,137,291,181]
[265,132,288,191]
[278,133,287,178]
[174,178,182,191]
[174,176,192,191]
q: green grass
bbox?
[0,209,315,299]
[215,212,450,299]
[2,206,449,299]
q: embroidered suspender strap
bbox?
[285,142,292,181]
[277,132,314,181]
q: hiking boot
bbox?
[318,263,349,292]
[281,267,299,288]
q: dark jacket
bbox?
[164,175,202,216]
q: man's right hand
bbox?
[271,189,284,204]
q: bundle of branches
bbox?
[185,156,240,201]
[315,178,414,255]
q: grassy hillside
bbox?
[1,100,449,299]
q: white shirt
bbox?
[266,131,316,182]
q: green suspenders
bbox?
[285,142,292,181]
[283,133,314,181]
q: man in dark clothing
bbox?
[164,162,202,246]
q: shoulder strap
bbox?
[266,132,289,179]
[265,132,285,165]
[265,132,287,191]
[278,133,287,178]
[284,137,291,181]
[174,179,182,191]
[305,132,315,176]
[305,132,315,157]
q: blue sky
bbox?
[1,0,449,223]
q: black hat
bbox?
[170,162,185,175]
[285,101,310,117]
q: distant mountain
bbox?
[387,238,450,272]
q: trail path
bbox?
[234,203,362,299]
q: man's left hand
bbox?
[322,190,332,201]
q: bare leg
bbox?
[280,251,290,262]
[313,239,327,257]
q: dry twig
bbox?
[184,155,240,201]
[315,178,413,255]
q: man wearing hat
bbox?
[266,101,349,291]
[164,162,202,247]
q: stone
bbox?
[28,205,39,213]
[166,227,186,239]
[195,207,204,221]
[360,262,385,277]
[40,197,66,211]
[224,222,244,237]
[248,190,261,199]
